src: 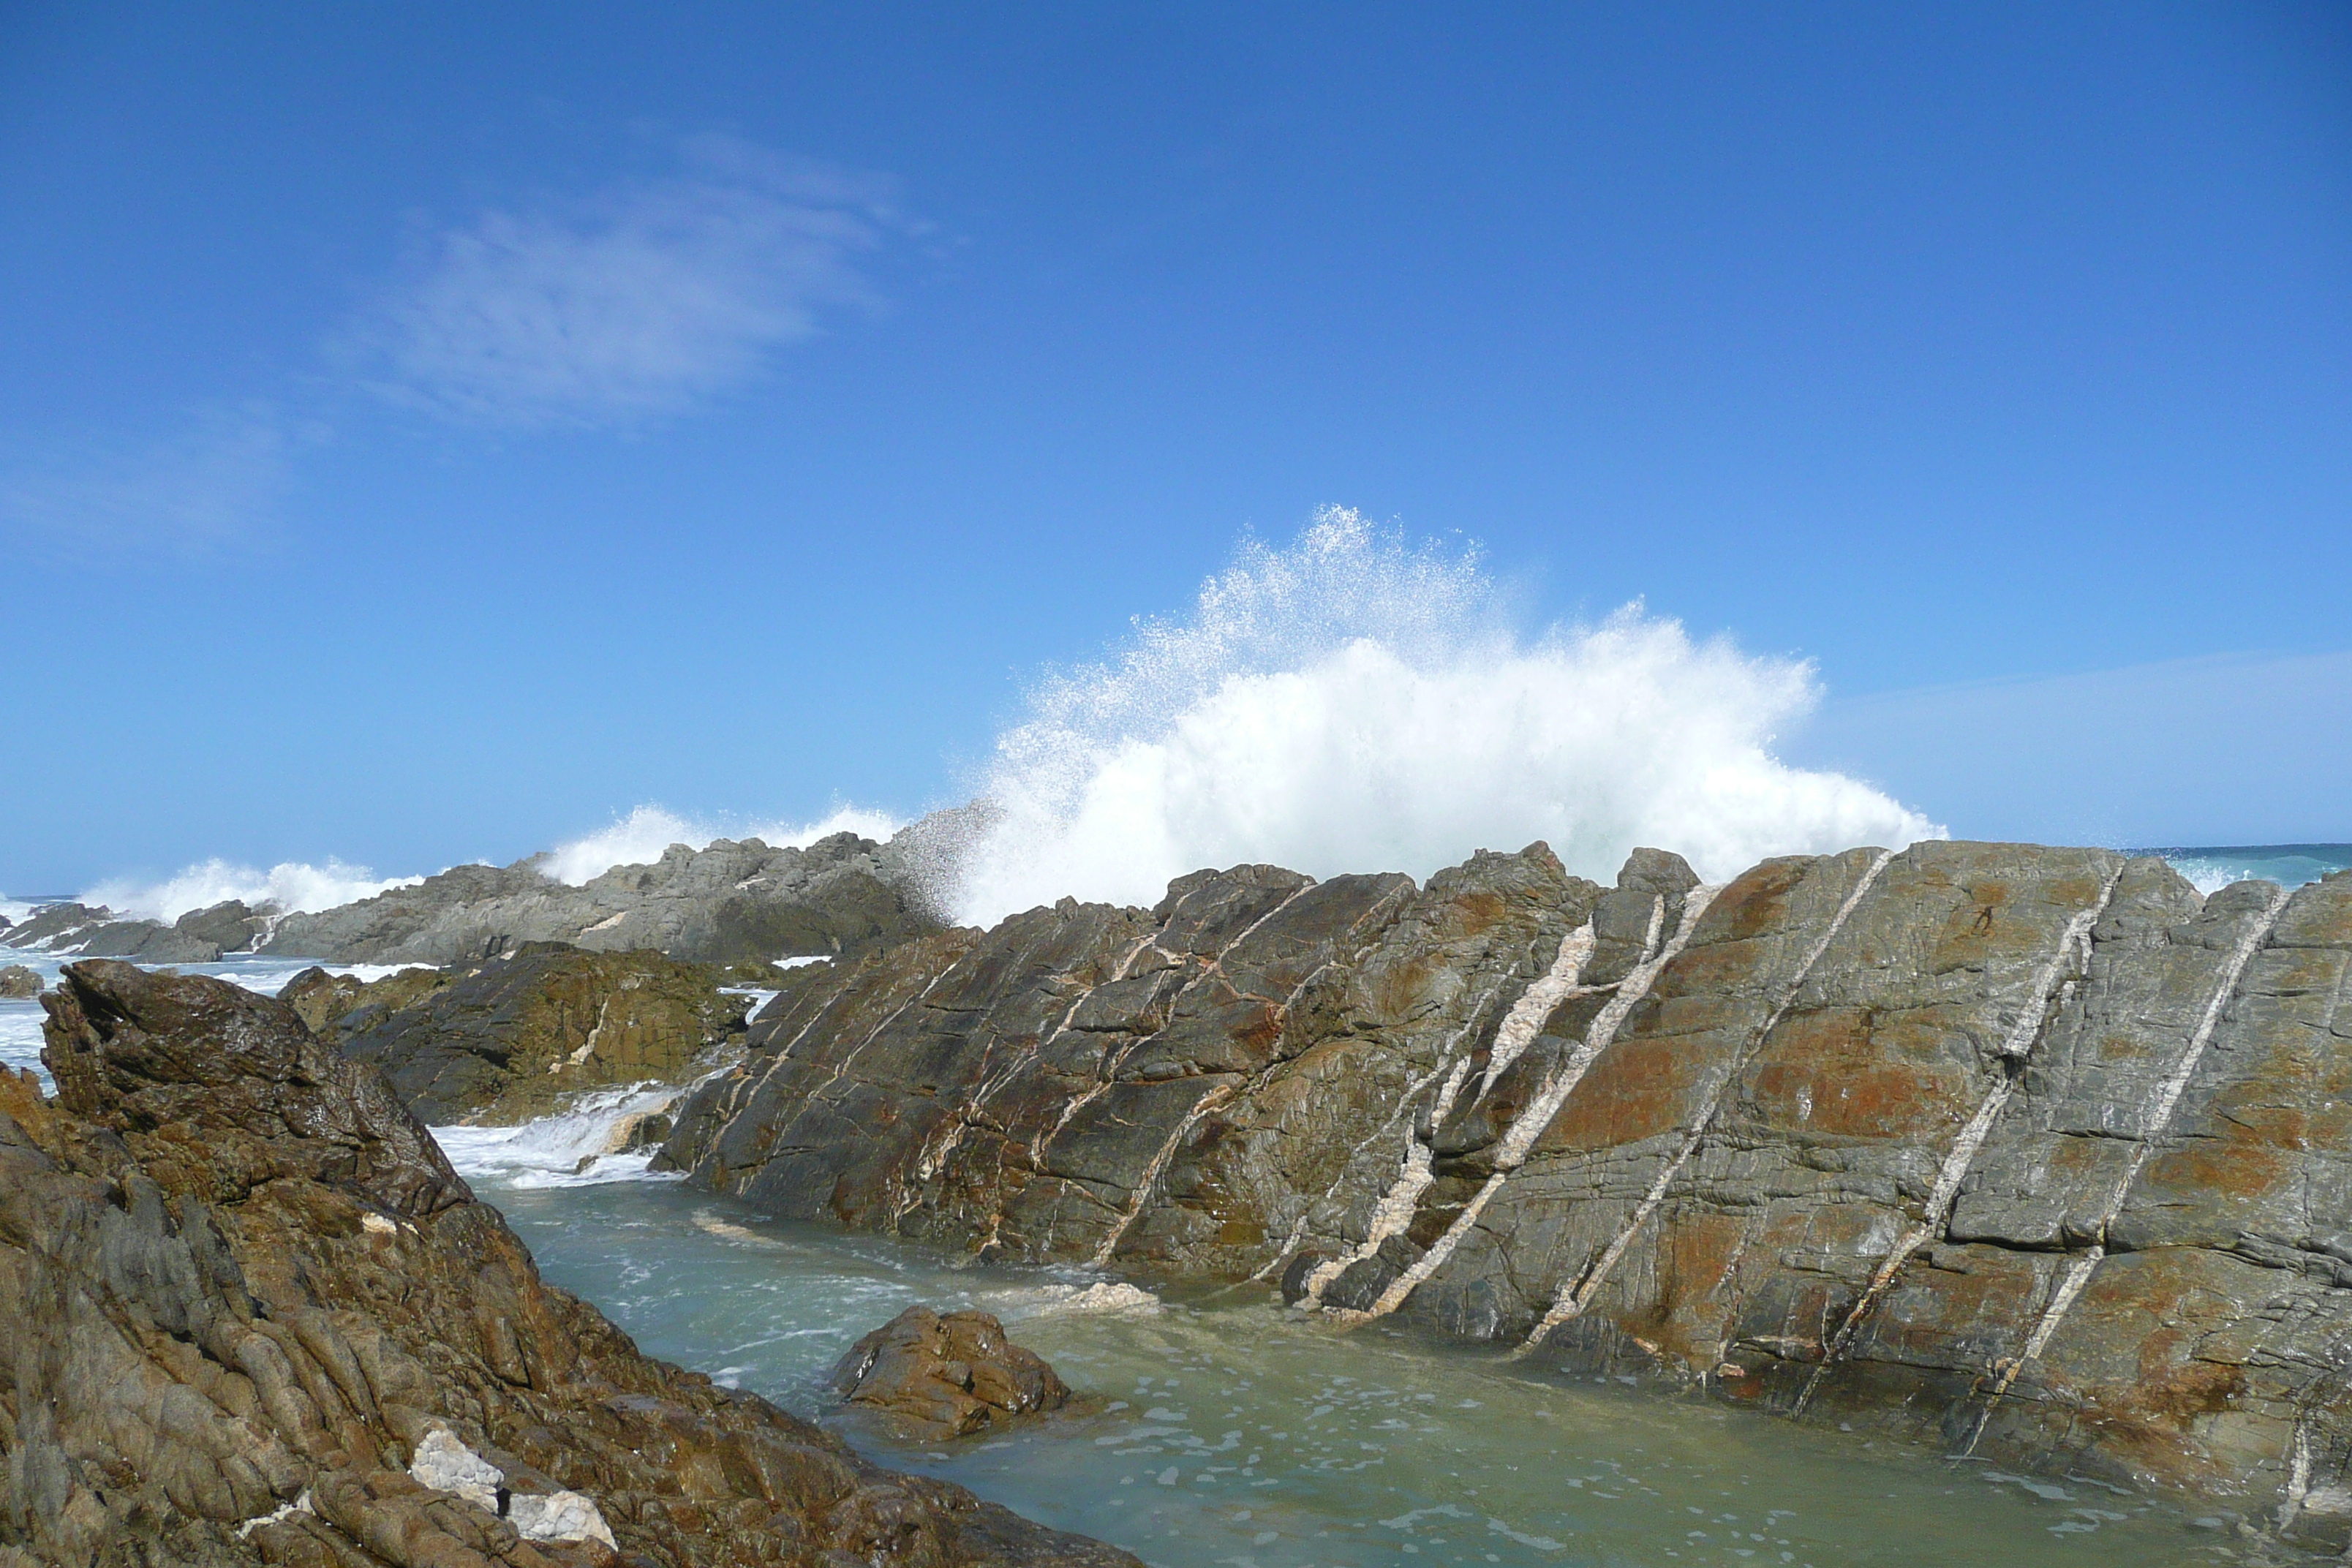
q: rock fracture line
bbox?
[1956,881,2293,1454]
[1518,850,1896,1357]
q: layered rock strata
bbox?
[0,960,1136,1568]
[655,840,2352,1539]
[311,946,755,1125]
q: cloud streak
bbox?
[0,404,299,557]
[356,136,903,428]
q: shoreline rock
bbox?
[0,958,1139,1568]
[305,944,755,1126]
[652,839,2352,1541]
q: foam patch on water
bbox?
[431,1082,689,1189]
[79,859,423,924]
[2156,845,2351,897]
[941,510,1942,923]
[542,803,903,886]
[1022,1281,1164,1318]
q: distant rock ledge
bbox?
[4,826,950,968]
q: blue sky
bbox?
[2,2,2347,895]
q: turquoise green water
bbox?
[484,1175,2282,1568]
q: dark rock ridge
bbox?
[828,1310,1070,1441]
[290,946,753,1126]
[0,959,1137,1568]
[655,840,2352,1540]
[263,833,938,968]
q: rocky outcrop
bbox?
[0,966,38,1000]
[0,959,1137,1568]
[279,965,452,1044]
[655,840,2352,1539]
[263,834,938,968]
[827,1310,1070,1441]
[1,900,274,964]
[325,946,753,1125]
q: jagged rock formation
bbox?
[655,840,2352,1538]
[0,967,38,1000]
[0,900,271,965]
[279,965,452,1044]
[309,946,754,1125]
[828,1310,1070,1441]
[263,834,937,967]
[0,959,1137,1568]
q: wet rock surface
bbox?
[0,959,1139,1568]
[657,840,2352,1539]
[320,945,753,1125]
[828,1309,1071,1441]
[262,832,939,967]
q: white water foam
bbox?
[78,859,423,924]
[541,802,902,886]
[943,510,1942,925]
[430,1082,689,1189]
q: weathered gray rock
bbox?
[656,840,2352,1541]
[0,899,271,963]
[263,832,939,967]
[0,964,38,999]
[0,960,1138,1568]
[828,1308,1071,1440]
[0,902,113,951]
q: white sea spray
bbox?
[79,859,423,923]
[941,509,1942,924]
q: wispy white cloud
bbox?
[354,135,905,428]
[0,404,301,556]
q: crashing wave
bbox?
[79,859,423,924]
[939,509,1942,924]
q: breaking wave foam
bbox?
[542,803,902,886]
[430,1082,688,1189]
[945,509,1942,924]
[80,859,424,923]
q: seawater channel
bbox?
[0,952,2319,1568]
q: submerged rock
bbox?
[0,963,38,998]
[829,1308,1071,1439]
[0,959,1137,1568]
[655,840,2352,1539]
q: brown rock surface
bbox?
[328,946,751,1125]
[827,1310,1070,1440]
[0,959,1137,1568]
[657,842,2352,1540]
[0,965,39,1000]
